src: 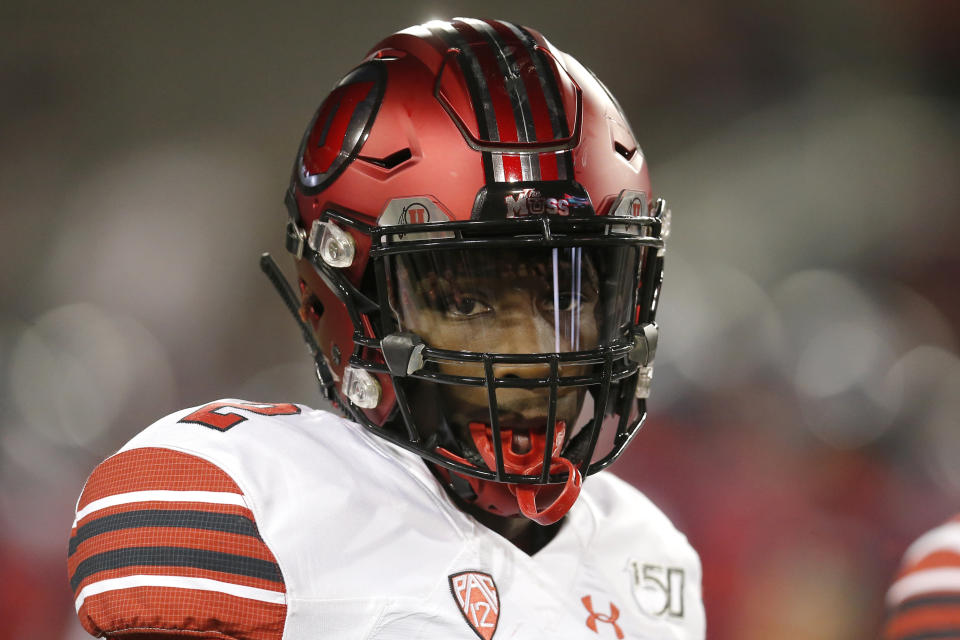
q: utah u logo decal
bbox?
[399,202,429,225]
[449,571,500,640]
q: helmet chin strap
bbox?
[435,421,582,526]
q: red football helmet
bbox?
[262,18,668,525]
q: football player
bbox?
[68,19,705,639]
[883,514,960,639]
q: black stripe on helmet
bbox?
[461,18,539,181]
[429,21,501,183]
[508,23,575,179]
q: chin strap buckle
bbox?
[285,220,307,259]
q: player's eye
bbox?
[542,293,585,312]
[445,295,492,318]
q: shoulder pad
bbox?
[884,515,960,638]
[68,446,286,638]
[586,472,696,554]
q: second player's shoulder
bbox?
[883,514,960,639]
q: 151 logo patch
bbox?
[628,561,685,618]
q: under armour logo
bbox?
[581,595,624,639]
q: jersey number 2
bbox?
[179,400,301,431]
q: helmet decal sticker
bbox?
[378,197,454,243]
[470,180,594,220]
[297,62,385,194]
[399,202,431,225]
[504,188,569,217]
[609,190,649,218]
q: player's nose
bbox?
[492,311,560,379]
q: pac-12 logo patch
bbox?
[449,570,500,640]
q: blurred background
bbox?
[2,1,958,638]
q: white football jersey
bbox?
[69,399,705,639]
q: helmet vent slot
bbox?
[614,140,636,161]
[358,148,412,170]
[371,48,407,60]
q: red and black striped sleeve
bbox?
[67,447,286,639]
[883,514,960,640]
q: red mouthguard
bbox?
[467,421,582,525]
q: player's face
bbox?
[391,248,603,448]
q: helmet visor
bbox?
[387,245,641,355]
